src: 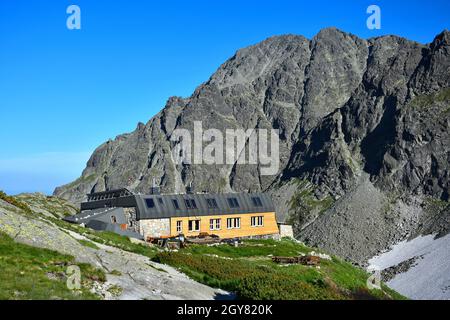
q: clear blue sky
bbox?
[0,0,449,195]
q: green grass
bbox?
[45,195,79,213]
[152,239,405,300]
[17,194,79,218]
[0,231,104,300]
[109,270,122,276]
[77,239,100,250]
[184,238,310,258]
[320,256,404,300]
[47,217,158,258]
[1,190,405,301]
[287,180,334,227]
[424,197,449,212]
[59,174,97,191]
[107,284,123,297]
[410,87,450,109]
[0,190,33,215]
[147,263,168,273]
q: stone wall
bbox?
[139,218,170,239]
[123,207,139,233]
[279,224,294,239]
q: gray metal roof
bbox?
[64,207,126,224]
[134,192,275,219]
[78,189,276,220]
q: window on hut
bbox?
[172,199,180,210]
[227,217,241,229]
[206,198,219,209]
[251,216,264,227]
[145,198,155,208]
[251,197,263,207]
[176,221,183,233]
[210,219,221,230]
[184,199,197,210]
[188,220,200,232]
[227,198,240,208]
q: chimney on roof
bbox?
[150,178,161,195]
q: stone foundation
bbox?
[278,224,294,239]
[124,207,140,233]
[139,218,170,239]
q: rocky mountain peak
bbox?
[432,29,450,48]
[55,29,450,264]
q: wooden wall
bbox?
[169,212,279,239]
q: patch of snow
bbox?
[368,234,450,300]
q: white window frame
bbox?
[227,217,241,229]
[209,218,221,231]
[176,220,183,233]
[188,220,200,232]
[216,219,221,230]
[251,216,264,227]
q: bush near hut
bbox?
[153,239,405,300]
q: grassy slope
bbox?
[0,191,150,300]
[0,231,104,300]
[0,190,157,257]
[410,87,450,109]
[287,180,334,229]
[0,191,33,214]
[47,216,158,257]
[153,239,405,300]
[16,193,79,218]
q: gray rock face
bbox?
[55,28,450,263]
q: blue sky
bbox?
[0,0,449,195]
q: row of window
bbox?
[176,216,264,233]
[145,196,264,210]
[89,191,129,202]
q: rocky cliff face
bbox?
[55,28,450,264]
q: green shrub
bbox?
[153,239,405,300]
[0,231,103,300]
[0,190,33,214]
[184,239,309,258]
[410,87,450,109]
[153,252,343,300]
